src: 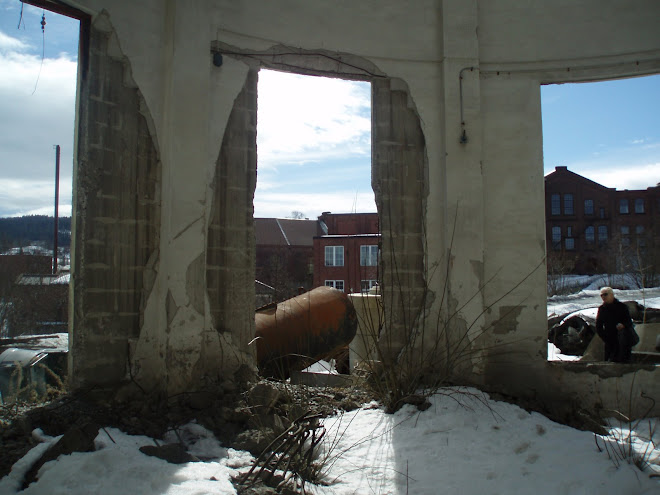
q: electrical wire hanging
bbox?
[17,1,25,29]
[31,10,46,95]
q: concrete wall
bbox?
[66,0,660,416]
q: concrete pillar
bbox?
[128,3,255,397]
[372,78,428,362]
[432,0,486,375]
[70,14,161,390]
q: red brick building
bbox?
[0,255,68,338]
[0,254,52,295]
[313,212,380,293]
[8,273,69,337]
[254,218,322,300]
[545,166,660,276]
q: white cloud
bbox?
[592,162,660,190]
[254,190,376,219]
[0,31,76,217]
[0,178,72,217]
[253,70,374,217]
[256,70,371,170]
[547,137,660,191]
[0,30,27,52]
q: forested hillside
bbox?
[0,215,71,250]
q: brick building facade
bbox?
[545,166,660,277]
[254,218,321,301]
[0,256,67,338]
[313,212,380,293]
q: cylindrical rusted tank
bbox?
[255,286,358,378]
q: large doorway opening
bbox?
[0,1,82,340]
[542,74,660,361]
[254,69,374,304]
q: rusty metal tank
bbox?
[254,286,358,378]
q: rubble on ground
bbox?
[0,376,377,492]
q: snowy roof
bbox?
[2,245,52,256]
[15,272,70,286]
[0,333,68,353]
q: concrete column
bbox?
[423,0,485,377]
[70,14,161,390]
[129,3,255,397]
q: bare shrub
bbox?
[352,207,543,414]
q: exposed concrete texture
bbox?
[372,77,428,362]
[67,0,660,415]
[70,12,161,390]
[636,323,660,352]
[347,293,383,371]
[206,68,257,346]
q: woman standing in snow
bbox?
[595,287,634,363]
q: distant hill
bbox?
[0,215,71,250]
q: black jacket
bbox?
[596,298,632,339]
[596,298,633,362]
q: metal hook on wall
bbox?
[459,66,476,145]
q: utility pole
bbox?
[53,145,60,274]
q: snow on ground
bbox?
[2,284,660,494]
[547,341,583,361]
[0,388,659,495]
[547,286,660,320]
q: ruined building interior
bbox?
[28,0,660,418]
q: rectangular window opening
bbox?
[325,280,344,292]
[542,74,660,362]
[564,194,574,215]
[253,69,373,302]
[360,245,379,266]
[584,199,594,215]
[325,246,344,267]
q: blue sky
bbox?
[541,77,660,189]
[0,1,658,220]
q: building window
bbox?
[565,227,574,250]
[619,199,629,214]
[584,199,594,215]
[564,194,574,215]
[585,226,595,244]
[551,226,561,250]
[551,194,560,215]
[599,207,605,219]
[325,280,344,292]
[620,225,630,245]
[324,246,344,267]
[621,225,630,236]
[360,245,379,266]
[598,225,608,245]
[360,280,378,292]
[637,225,646,247]
[635,198,645,213]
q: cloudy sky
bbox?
[0,2,659,220]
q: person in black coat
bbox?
[595,287,634,363]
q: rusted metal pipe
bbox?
[255,286,358,378]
